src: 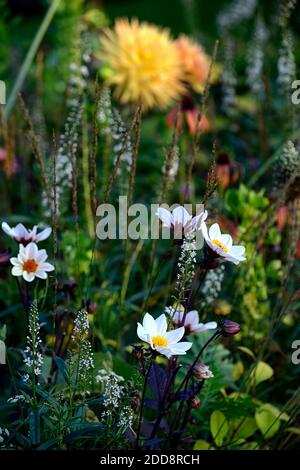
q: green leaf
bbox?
[250,361,274,386]
[194,439,212,450]
[29,409,41,446]
[237,346,255,360]
[210,410,229,447]
[233,417,258,440]
[54,356,68,384]
[255,405,281,438]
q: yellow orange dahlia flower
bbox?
[99,19,183,110]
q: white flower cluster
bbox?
[96,370,127,423]
[98,87,133,185]
[72,309,94,394]
[277,30,296,91]
[0,427,9,445]
[278,0,297,28]
[118,405,134,428]
[201,265,225,307]
[7,394,26,404]
[24,301,43,380]
[42,52,90,218]
[221,38,237,116]
[162,145,180,183]
[176,232,197,298]
[217,0,257,31]
[246,17,268,98]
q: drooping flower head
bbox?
[137,312,192,358]
[193,363,214,379]
[202,223,246,265]
[10,243,54,282]
[99,19,183,109]
[171,308,217,334]
[156,205,208,238]
[175,35,210,93]
[2,222,51,245]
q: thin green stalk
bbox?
[4,0,62,118]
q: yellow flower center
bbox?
[23,259,38,273]
[152,335,168,348]
[211,239,229,253]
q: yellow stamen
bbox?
[152,335,168,348]
[211,239,229,253]
[23,259,38,273]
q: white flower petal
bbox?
[35,271,48,279]
[220,234,232,248]
[166,326,185,344]
[35,227,52,242]
[36,249,48,263]
[142,313,157,336]
[155,314,167,335]
[209,223,221,240]
[172,206,192,227]
[156,208,172,228]
[23,272,35,282]
[137,323,149,343]
[170,341,193,354]
[12,266,23,276]
[26,242,38,259]
[39,262,55,272]
[1,222,12,236]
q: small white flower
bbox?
[171,309,217,334]
[137,312,192,359]
[156,206,208,236]
[2,222,51,244]
[202,223,246,265]
[10,243,54,282]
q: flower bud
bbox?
[190,396,201,409]
[221,319,240,336]
[132,345,144,361]
[193,363,214,379]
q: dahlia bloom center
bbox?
[152,335,168,348]
[212,239,229,253]
[23,259,38,273]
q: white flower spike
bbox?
[10,243,55,283]
[202,223,246,265]
[2,222,52,244]
[172,309,217,334]
[156,205,208,236]
[137,312,192,359]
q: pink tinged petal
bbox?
[35,271,48,280]
[23,272,35,282]
[192,210,208,230]
[1,222,12,236]
[142,313,157,336]
[36,249,48,263]
[39,262,55,272]
[209,223,221,240]
[155,314,167,335]
[35,227,52,242]
[195,321,217,332]
[156,208,172,228]
[26,242,38,259]
[172,309,183,324]
[186,310,199,328]
[29,226,38,241]
[172,206,192,227]
[12,266,23,276]
[201,222,209,241]
[166,326,185,344]
[15,223,30,241]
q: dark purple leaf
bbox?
[148,362,167,405]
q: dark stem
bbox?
[135,358,153,450]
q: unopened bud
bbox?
[190,396,201,409]
[132,346,144,361]
[221,319,240,336]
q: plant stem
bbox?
[4,0,62,118]
[135,358,152,450]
